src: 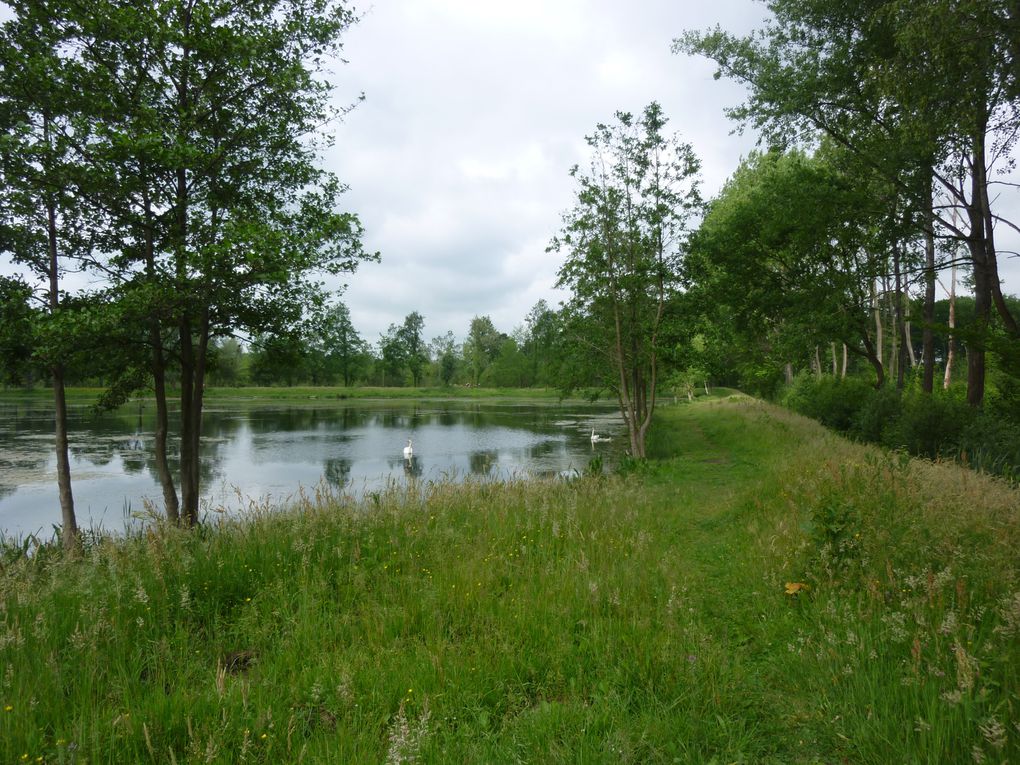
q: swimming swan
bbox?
[403,438,413,459]
[591,428,611,443]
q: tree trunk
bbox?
[841,344,848,379]
[813,346,822,380]
[903,295,916,368]
[944,262,956,390]
[43,117,78,549]
[830,342,837,378]
[143,184,179,522]
[893,245,906,390]
[872,279,883,373]
[784,363,794,385]
[861,333,885,388]
[966,132,990,407]
[922,187,937,393]
[51,363,78,549]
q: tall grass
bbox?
[1,396,1017,763]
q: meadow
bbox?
[1,394,1017,763]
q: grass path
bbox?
[1,395,1017,763]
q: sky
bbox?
[325,0,773,343]
[325,0,1020,344]
[2,0,1017,345]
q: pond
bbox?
[0,396,626,539]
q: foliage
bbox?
[785,375,1020,481]
[551,102,701,457]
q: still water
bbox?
[0,397,624,539]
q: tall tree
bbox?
[398,311,427,387]
[550,103,701,458]
[0,1,92,548]
[429,331,459,386]
[677,0,1020,405]
[61,0,373,525]
[464,315,502,386]
[315,301,366,387]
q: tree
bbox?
[40,0,374,525]
[429,331,459,386]
[676,0,1020,405]
[692,148,899,388]
[378,324,407,387]
[315,301,366,387]
[550,103,701,458]
[0,276,36,386]
[398,311,427,387]
[0,1,93,548]
[464,315,502,386]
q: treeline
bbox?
[205,302,571,389]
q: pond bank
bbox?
[1,394,1017,762]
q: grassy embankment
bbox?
[0,386,575,405]
[1,394,1018,763]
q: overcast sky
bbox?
[2,0,1017,344]
[326,0,772,343]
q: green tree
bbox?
[692,149,897,388]
[0,1,92,547]
[464,315,502,386]
[429,331,459,386]
[315,301,366,387]
[378,324,407,387]
[57,0,372,524]
[0,276,37,386]
[398,311,427,387]
[550,103,701,458]
[676,0,1020,405]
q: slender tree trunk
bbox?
[966,132,990,407]
[922,185,937,393]
[904,296,916,368]
[841,343,848,379]
[944,262,957,390]
[142,184,179,522]
[44,113,78,551]
[830,342,837,378]
[179,318,198,525]
[861,332,885,388]
[893,245,906,389]
[814,345,822,381]
[872,279,883,373]
[784,363,794,385]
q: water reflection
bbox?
[0,397,623,537]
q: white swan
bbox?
[403,438,413,459]
[591,428,611,443]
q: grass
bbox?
[0,385,581,405]
[1,394,1018,763]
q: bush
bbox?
[781,374,873,432]
[848,386,901,443]
[958,413,1020,480]
[781,375,1019,483]
[882,390,969,460]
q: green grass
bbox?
[0,385,581,405]
[1,395,1018,763]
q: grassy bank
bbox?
[0,386,577,405]
[1,396,1018,762]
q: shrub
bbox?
[848,386,901,443]
[883,390,968,459]
[958,412,1020,481]
[782,374,873,432]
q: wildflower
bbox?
[3,705,12,712]
[784,582,809,595]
